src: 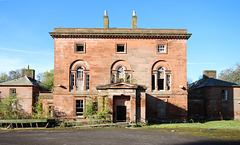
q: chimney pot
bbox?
[133,10,136,16]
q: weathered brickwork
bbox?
[188,71,240,120]
[0,86,33,114]
[50,11,191,122]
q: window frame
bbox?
[9,88,16,96]
[166,74,171,91]
[85,73,90,90]
[75,43,86,54]
[116,43,127,54]
[157,67,165,91]
[221,90,228,101]
[152,74,156,91]
[157,44,167,54]
[152,67,171,92]
[76,99,84,117]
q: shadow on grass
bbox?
[178,140,240,145]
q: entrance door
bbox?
[117,106,126,121]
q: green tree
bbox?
[39,70,54,91]
[0,94,23,119]
[0,69,21,83]
[32,99,45,119]
[83,96,111,120]
[219,63,240,85]
[83,96,98,117]
[8,69,21,80]
[0,72,9,83]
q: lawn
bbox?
[145,120,240,140]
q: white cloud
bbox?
[0,48,52,55]
[187,62,215,65]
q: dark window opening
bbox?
[76,44,84,52]
[76,100,83,116]
[86,73,90,90]
[70,73,74,90]
[117,44,125,53]
[221,90,228,100]
[158,79,164,90]
[10,88,16,96]
[152,74,155,91]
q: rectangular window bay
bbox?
[116,44,126,53]
[157,44,166,53]
[76,43,85,53]
[76,100,84,116]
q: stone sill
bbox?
[147,91,173,95]
[70,90,98,95]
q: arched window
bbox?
[111,60,132,83]
[70,62,90,91]
[152,64,171,91]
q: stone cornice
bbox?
[49,32,191,39]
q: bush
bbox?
[0,94,25,119]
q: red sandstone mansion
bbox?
[49,11,191,123]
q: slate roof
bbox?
[0,76,41,87]
[189,77,239,92]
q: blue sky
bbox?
[0,0,239,82]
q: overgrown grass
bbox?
[145,120,240,140]
[146,120,240,130]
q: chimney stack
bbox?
[203,70,216,80]
[131,10,137,29]
[21,65,35,80]
[103,10,109,28]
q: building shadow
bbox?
[146,93,187,124]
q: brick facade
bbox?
[50,11,191,123]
